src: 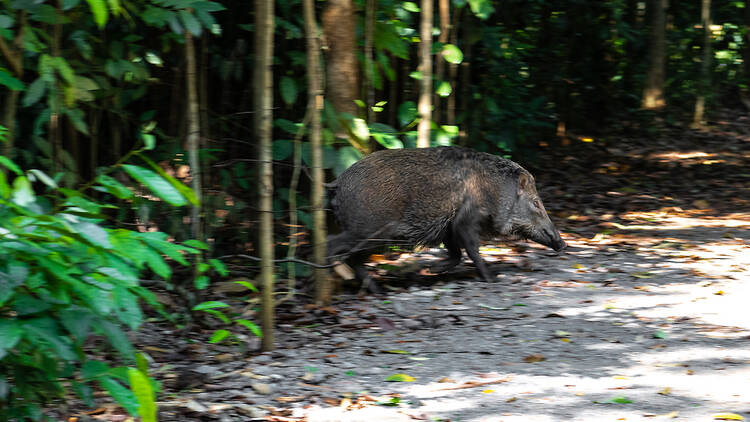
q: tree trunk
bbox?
[641,0,667,110]
[416,0,433,148]
[303,0,330,305]
[446,6,461,126]
[692,0,711,127]
[322,0,358,116]
[255,0,275,352]
[0,11,24,158]
[433,0,449,122]
[184,31,202,241]
[364,0,376,123]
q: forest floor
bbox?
[69,111,749,422]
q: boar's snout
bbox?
[545,227,566,251]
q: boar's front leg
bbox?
[430,228,462,274]
[456,227,493,281]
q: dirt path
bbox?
[72,115,749,422]
[147,211,748,422]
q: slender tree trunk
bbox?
[89,109,99,178]
[364,0,376,123]
[322,0,357,116]
[0,12,24,158]
[199,35,211,189]
[303,0,330,305]
[50,0,63,173]
[692,0,711,127]
[446,7,460,126]
[185,31,202,241]
[641,0,667,110]
[433,0,449,122]
[255,0,275,352]
[416,0,433,148]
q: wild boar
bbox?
[328,146,565,282]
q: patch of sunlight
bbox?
[648,151,715,161]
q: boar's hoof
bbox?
[430,257,462,274]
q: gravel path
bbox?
[152,211,749,422]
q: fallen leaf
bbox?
[713,413,744,421]
[369,254,387,262]
[438,377,456,383]
[482,389,495,393]
[692,199,710,209]
[385,373,416,382]
[381,349,410,355]
[714,290,725,295]
[506,397,518,402]
[606,396,633,404]
[658,387,672,395]
[524,354,546,363]
[630,272,654,279]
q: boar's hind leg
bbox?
[430,229,462,273]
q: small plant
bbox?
[0,134,200,420]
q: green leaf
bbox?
[209,329,230,343]
[382,349,411,354]
[280,76,297,106]
[99,377,138,415]
[397,101,418,127]
[72,221,112,249]
[183,239,208,250]
[436,80,452,97]
[0,68,24,91]
[441,44,463,64]
[235,319,262,337]
[402,1,420,12]
[27,169,58,188]
[11,176,35,206]
[233,280,258,292]
[605,396,633,404]
[142,133,156,150]
[0,156,23,175]
[94,320,135,360]
[192,301,230,311]
[194,275,209,290]
[22,78,46,107]
[85,0,108,27]
[653,329,668,339]
[178,10,202,36]
[385,373,416,382]
[128,368,157,422]
[273,139,293,161]
[140,246,171,279]
[0,320,23,359]
[122,164,187,206]
[350,118,370,142]
[467,0,494,19]
[95,174,133,199]
[209,259,228,276]
[136,154,199,206]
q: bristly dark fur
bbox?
[328,146,565,282]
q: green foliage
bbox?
[0,152,199,420]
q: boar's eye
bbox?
[533,199,542,209]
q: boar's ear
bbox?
[517,171,534,195]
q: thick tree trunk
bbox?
[322,0,358,116]
[641,0,667,110]
[416,0,433,148]
[184,31,202,241]
[692,0,711,127]
[303,0,330,305]
[255,0,276,352]
[364,0,376,123]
